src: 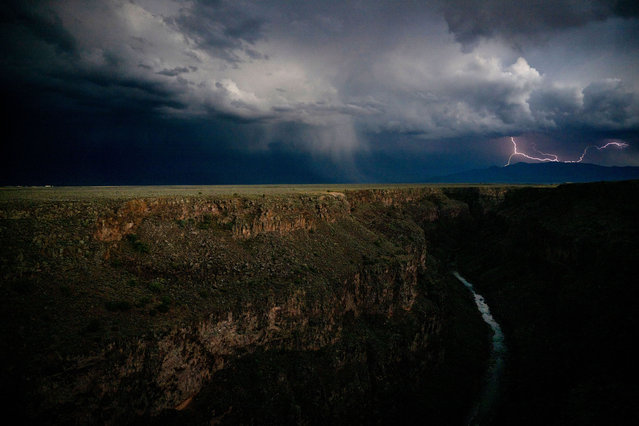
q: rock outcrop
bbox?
[0,187,492,425]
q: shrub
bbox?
[126,234,149,254]
[148,279,165,293]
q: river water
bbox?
[453,272,506,426]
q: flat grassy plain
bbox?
[0,182,549,201]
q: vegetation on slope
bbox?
[0,187,489,425]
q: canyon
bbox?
[1,182,637,425]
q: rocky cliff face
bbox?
[0,187,491,425]
[37,252,431,424]
[93,193,352,243]
[5,181,630,425]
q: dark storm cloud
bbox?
[528,80,639,131]
[581,80,638,128]
[0,0,77,55]
[529,86,583,126]
[1,106,348,185]
[1,2,192,121]
[437,0,639,49]
[157,66,191,77]
[167,0,267,64]
[3,0,635,138]
[2,0,639,185]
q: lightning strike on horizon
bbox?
[531,143,559,162]
[505,137,629,166]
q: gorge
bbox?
[1,181,637,425]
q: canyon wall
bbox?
[0,187,494,425]
[9,181,632,425]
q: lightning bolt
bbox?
[505,137,629,166]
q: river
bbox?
[453,272,506,426]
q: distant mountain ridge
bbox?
[426,162,639,184]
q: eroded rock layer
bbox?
[0,187,494,425]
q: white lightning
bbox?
[505,137,629,166]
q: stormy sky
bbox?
[2,0,639,184]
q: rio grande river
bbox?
[453,272,506,426]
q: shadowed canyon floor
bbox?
[1,182,638,425]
